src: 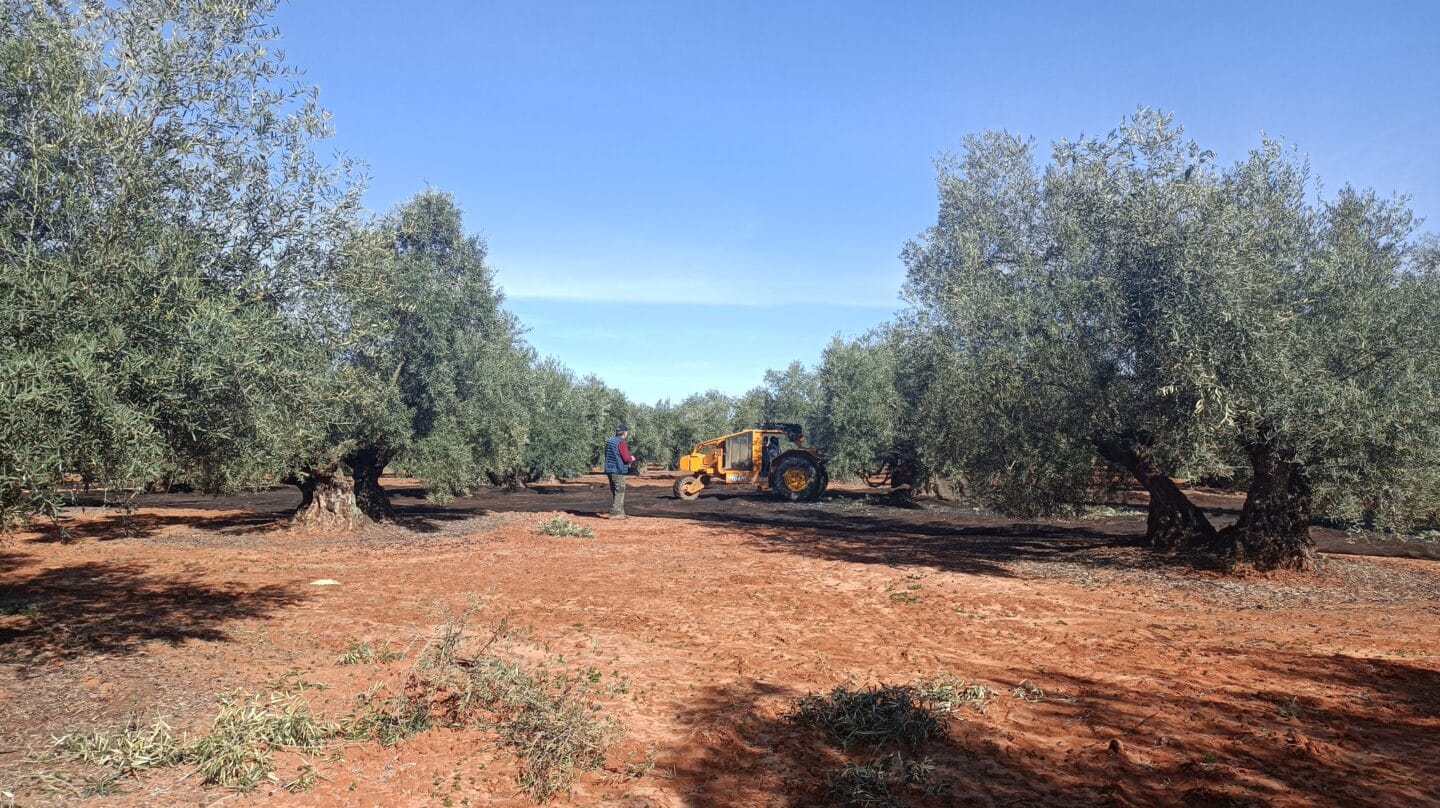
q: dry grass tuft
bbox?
[791,684,947,751]
[538,516,596,538]
[50,691,334,793]
[186,692,332,790]
[337,640,405,665]
[345,608,621,802]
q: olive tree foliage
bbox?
[0,0,359,525]
[810,334,904,480]
[903,109,1440,569]
[760,361,821,428]
[731,387,767,436]
[666,390,739,462]
[1169,150,1440,562]
[627,398,678,467]
[296,191,530,525]
[904,117,1219,547]
[730,362,817,437]
[512,366,631,482]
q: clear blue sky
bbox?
[272,0,1440,404]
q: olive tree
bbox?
[295,191,530,526]
[1170,147,1440,566]
[904,109,1440,569]
[906,118,1220,547]
[1,0,358,525]
[661,390,740,464]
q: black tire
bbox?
[770,455,826,502]
[673,475,702,501]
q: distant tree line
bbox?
[3,2,1436,571]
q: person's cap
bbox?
[616,424,630,434]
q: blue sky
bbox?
[273,0,1440,404]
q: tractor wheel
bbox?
[673,475,703,501]
[770,455,826,502]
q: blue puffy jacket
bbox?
[603,435,631,475]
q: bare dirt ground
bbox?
[2,475,1438,807]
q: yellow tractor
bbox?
[672,422,828,502]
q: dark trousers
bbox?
[607,473,627,516]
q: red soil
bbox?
[1,476,1437,807]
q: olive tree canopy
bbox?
[902,109,1439,569]
[1,0,359,525]
[295,190,531,526]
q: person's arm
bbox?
[619,441,634,464]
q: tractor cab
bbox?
[673,422,828,502]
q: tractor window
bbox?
[725,433,753,470]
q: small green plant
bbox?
[539,516,596,538]
[884,582,924,605]
[337,640,405,665]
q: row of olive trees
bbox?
[0,0,650,530]
[747,111,1439,571]
[5,3,1434,567]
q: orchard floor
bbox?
[2,475,1438,807]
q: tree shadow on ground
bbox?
[693,515,1143,577]
[0,560,305,667]
[1020,651,1440,807]
[20,487,492,543]
[491,484,1158,579]
[18,510,287,543]
[663,678,1112,808]
[660,650,1440,807]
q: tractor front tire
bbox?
[673,475,703,501]
[770,455,826,502]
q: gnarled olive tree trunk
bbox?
[289,446,395,531]
[348,447,395,521]
[1096,440,1215,553]
[1217,440,1317,571]
[291,467,365,531]
[486,469,529,491]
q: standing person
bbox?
[762,435,781,476]
[603,425,635,519]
